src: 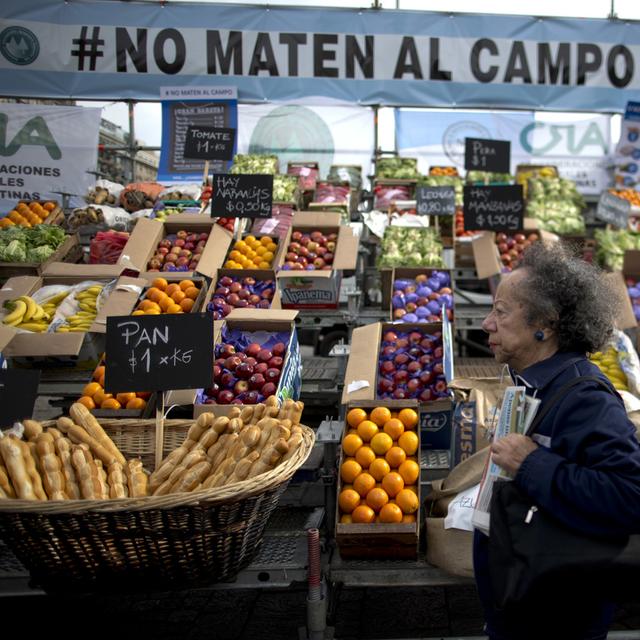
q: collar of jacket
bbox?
[509,351,585,391]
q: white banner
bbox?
[0,103,100,212]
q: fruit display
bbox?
[207,274,276,319]
[377,328,448,401]
[230,154,279,175]
[373,184,412,210]
[377,227,444,268]
[77,360,151,412]
[54,285,103,333]
[146,229,210,272]
[391,272,453,322]
[466,171,513,184]
[516,166,557,197]
[86,186,119,206]
[609,188,640,208]
[132,278,201,315]
[418,175,463,206]
[0,224,66,263]
[224,235,278,270]
[287,164,319,191]
[273,175,298,204]
[429,166,459,177]
[376,157,419,180]
[338,406,420,525]
[589,348,630,392]
[594,228,640,270]
[455,208,477,237]
[200,329,290,405]
[215,217,236,233]
[495,231,540,272]
[280,229,336,271]
[313,182,350,205]
[153,204,200,222]
[89,230,130,265]
[2,294,58,332]
[0,201,57,228]
[526,177,585,235]
[626,278,640,323]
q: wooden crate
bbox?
[335,399,421,560]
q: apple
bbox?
[394,370,409,384]
[433,362,444,375]
[435,379,448,393]
[419,370,435,386]
[229,282,242,293]
[323,252,334,264]
[164,253,177,263]
[380,361,395,375]
[392,388,407,399]
[176,230,188,240]
[234,380,249,395]
[249,373,266,390]
[245,390,261,404]
[407,361,421,375]
[313,258,325,269]
[378,378,395,395]
[419,388,434,402]
[254,362,268,375]
[148,258,162,270]
[383,331,398,343]
[407,378,422,394]
[267,356,283,369]
[244,343,260,358]
[261,382,277,397]
[236,362,254,379]
[394,353,409,367]
[265,368,281,383]
[220,344,236,357]
[174,239,186,248]
[204,384,219,399]
[257,349,272,363]
[227,293,240,306]
[224,355,242,371]
[272,342,286,357]
[220,372,235,389]
[217,390,234,404]
[176,257,189,267]
[157,247,169,256]
[292,231,302,241]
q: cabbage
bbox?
[1,239,27,262]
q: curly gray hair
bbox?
[514,242,618,353]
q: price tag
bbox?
[464,137,511,174]
[415,186,456,216]
[210,173,274,219]
[104,313,214,394]
[463,185,524,231]
[0,369,41,429]
[183,126,236,161]
[596,192,631,229]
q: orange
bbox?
[165,283,180,297]
[126,397,146,410]
[340,514,353,524]
[180,298,195,313]
[260,236,272,246]
[184,286,200,300]
[266,242,277,253]
[369,406,391,427]
[351,504,376,524]
[396,488,419,515]
[398,459,420,485]
[398,431,419,456]
[97,374,105,388]
[340,459,362,483]
[338,488,361,514]
[381,471,405,498]
[370,432,393,455]
[43,202,56,212]
[159,296,174,312]
[354,445,376,469]
[92,365,105,382]
[145,287,163,303]
[77,395,96,410]
[139,300,161,313]
[346,408,367,428]
[353,472,376,497]
[379,502,403,523]
[383,418,405,440]
[258,261,270,269]
[356,420,378,443]
[132,310,145,316]
[145,308,162,315]
[82,381,101,397]
[166,303,183,314]
[93,390,112,407]
[171,289,186,304]
[365,487,389,512]
[398,408,419,430]
[342,433,363,457]
[385,446,407,469]
[179,279,195,291]
[151,277,168,291]
[369,458,391,482]
[101,398,122,410]
[116,392,136,405]
[402,514,417,523]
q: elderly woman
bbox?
[475,242,640,640]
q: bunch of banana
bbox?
[590,347,629,392]
[56,285,103,333]
[2,295,52,332]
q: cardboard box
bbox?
[223,231,285,270]
[0,233,82,279]
[0,271,146,357]
[605,251,640,331]
[193,309,301,417]
[117,216,232,278]
[276,211,359,309]
[341,321,453,449]
[136,272,210,314]
[335,399,421,560]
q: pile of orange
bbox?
[76,362,151,411]
[339,406,420,525]
[132,277,200,315]
[0,201,56,228]
[224,235,278,270]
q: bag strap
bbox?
[527,375,617,436]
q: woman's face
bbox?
[482,269,553,372]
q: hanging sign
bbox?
[463,185,524,231]
[596,192,631,229]
[465,138,511,174]
[183,126,236,162]
[210,174,273,219]
[416,186,456,216]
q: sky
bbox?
[79,0,638,149]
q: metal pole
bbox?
[128,100,136,182]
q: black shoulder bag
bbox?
[489,375,640,609]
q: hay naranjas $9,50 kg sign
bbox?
[104,313,214,394]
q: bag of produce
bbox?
[120,182,165,212]
[158,184,202,201]
[89,230,130,265]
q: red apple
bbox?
[261,382,277,397]
[217,390,234,404]
[268,356,283,369]
[249,373,266,390]
[236,362,254,379]
[272,342,286,357]
[234,380,249,394]
[254,362,268,375]
[265,368,281,382]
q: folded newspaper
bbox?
[472,386,540,535]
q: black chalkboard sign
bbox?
[416,186,456,216]
[0,369,40,429]
[596,192,630,229]
[463,185,524,231]
[210,173,274,219]
[183,126,236,161]
[104,313,214,394]
[464,137,510,174]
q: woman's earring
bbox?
[534,330,544,341]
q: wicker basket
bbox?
[0,419,315,593]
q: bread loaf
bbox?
[71,445,96,499]
[153,447,206,496]
[18,439,47,500]
[246,437,289,479]
[148,439,196,492]
[67,424,120,467]
[171,460,211,493]
[35,433,67,500]
[0,437,36,500]
[225,451,260,484]
[54,437,80,500]
[69,403,126,466]
[22,419,43,441]
[126,459,148,497]
[107,462,128,499]
[0,462,15,498]
[92,459,109,499]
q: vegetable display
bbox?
[594,228,640,271]
[391,272,453,322]
[327,165,362,190]
[65,206,106,231]
[280,229,336,271]
[525,177,585,235]
[230,154,278,175]
[273,174,298,203]
[0,224,66,263]
[495,231,540,272]
[86,186,118,206]
[376,158,419,180]
[377,227,444,268]
[466,171,513,184]
[418,175,464,206]
[207,274,275,319]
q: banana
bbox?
[67,326,91,332]
[55,327,69,333]
[30,304,47,322]
[3,299,27,325]
[84,286,103,295]
[76,311,94,318]
[17,296,37,321]
[43,291,69,306]
[79,303,96,313]
[16,322,48,332]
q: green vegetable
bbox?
[466,171,513,185]
[230,154,279,175]
[26,245,55,262]
[525,177,585,235]
[1,239,26,262]
[377,226,444,268]
[273,175,298,203]
[0,224,66,263]
[376,157,420,180]
[594,228,640,270]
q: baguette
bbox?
[126,459,148,497]
[69,403,126,466]
[0,436,36,500]
[198,428,220,450]
[228,407,242,420]
[107,462,128,499]
[18,439,47,500]
[148,439,196,492]
[252,404,266,422]
[227,417,244,434]
[246,438,289,479]
[291,401,304,425]
[0,462,15,498]
[56,417,77,434]
[23,419,43,441]
[280,431,304,464]
[201,457,235,489]
[240,425,261,449]
[54,437,81,500]
[225,450,260,484]
[92,459,109,499]
[67,424,120,467]
[210,433,239,470]
[46,427,63,441]
[186,413,213,443]
[153,447,206,496]
[240,406,255,424]
[35,433,67,500]
[171,460,211,493]
[71,445,95,499]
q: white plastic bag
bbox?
[99,206,132,231]
[444,483,480,532]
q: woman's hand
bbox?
[490,434,538,478]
